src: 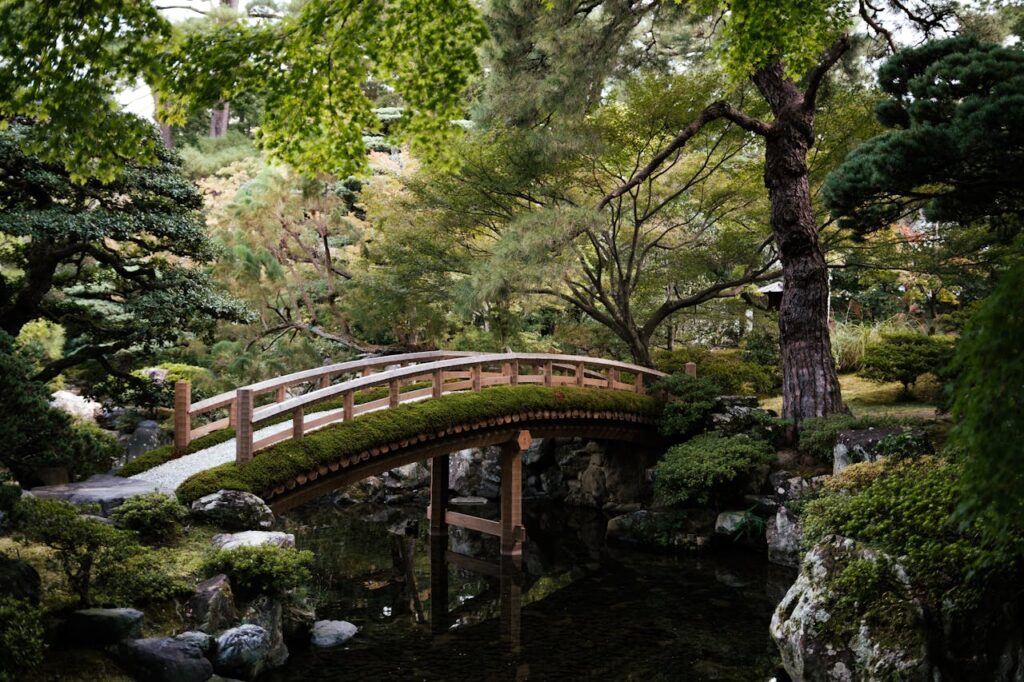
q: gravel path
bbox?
[130,406,345,490]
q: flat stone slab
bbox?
[30,474,170,516]
[211,531,295,551]
[449,496,488,506]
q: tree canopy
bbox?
[0,121,250,382]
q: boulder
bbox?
[174,631,215,655]
[125,419,164,462]
[833,427,905,475]
[282,599,316,644]
[240,595,288,670]
[715,511,750,536]
[605,509,713,552]
[50,389,103,421]
[766,506,802,568]
[116,635,214,682]
[0,555,41,605]
[191,490,275,531]
[65,607,144,646]
[310,620,358,649]
[214,624,273,680]
[211,531,295,551]
[29,474,167,516]
[771,535,927,681]
[189,574,238,633]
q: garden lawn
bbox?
[760,374,939,420]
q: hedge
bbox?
[175,385,662,504]
[119,381,431,477]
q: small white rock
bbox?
[211,531,295,551]
[310,620,358,649]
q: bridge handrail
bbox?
[230,352,670,462]
[173,351,484,455]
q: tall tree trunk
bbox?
[755,67,845,424]
[153,93,173,149]
[209,101,230,137]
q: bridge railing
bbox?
[173,351,685,464]
[173,351,481,456]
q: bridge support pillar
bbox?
[500,430,531,557]
[429,455,449,538]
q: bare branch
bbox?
[597,101,769,209]
[803,34,852,111]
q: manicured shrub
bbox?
[95,546,192,605]
[797,414,924,462]
[654,433,775,508]
[110,493,188,543]
[203,544,313,598]
[176,385,661,504]
[655,346,778,395]
[13,497,135,607]
[802,457,1020,616]
[0,332,118,485]
[740,327,780,368]
[859,332,955,396]
[653,374,721,440]
[830,318,914,373]
[0,596,45,682]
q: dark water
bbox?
[269,501,793,681]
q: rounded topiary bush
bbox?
[654,374,721,440]
[110,493,188,543]
[203,544,313,598]
[859,332,955,396]
[654,432,775,508]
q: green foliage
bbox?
[653,374,721,440]
[859,332,955,394]
[0,122,251,383]
[655,347,777,395]
[797,414,922,462]
[0,333,119,485]
[13,497,134,607]
[177,386,661,504]
[203,545,313,598]
[950,258,1024,541]
[14,320,65,375]
[824,37,1024,241]
[0,596,45,682]
[654,433,774,508]
[94,546,191,605]
[179,131,258,178]
[740,327,780,368]
[802,457,1023,616]
[0,0,170,181]
[98,363,217,414]
[160,0,488,176]
[110,493,188,544]
[830,318,914,373]
[0,473,21,520]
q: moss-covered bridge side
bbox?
[175,385,663,511]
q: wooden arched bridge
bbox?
[162,351,689,555]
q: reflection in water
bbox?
[269,501,791,681]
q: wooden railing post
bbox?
[509,359,519,386]
[343,390,354,421]
[276,385,287,403]
[606,368,618,389]
[432,369,443,398]
[235,388,254,463]
[634,372,645,395]
[685,362,697,378]
[292,406,305,439]
[228,399,237,429]
[471,364,482,392]
[389,379,400,407]
[543,361,553,387]
[319,374,331,390]
[575,362,585,387]
[499,430,531,557]
[173,380,191,456]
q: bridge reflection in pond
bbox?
[269,501,792,681]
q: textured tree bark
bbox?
[755,65,845,423]
[209,101,230,138]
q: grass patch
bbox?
[760,374,939,419]
[119,381,432,477]
[176,385,662,504]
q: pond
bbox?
[268,500,792,681]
